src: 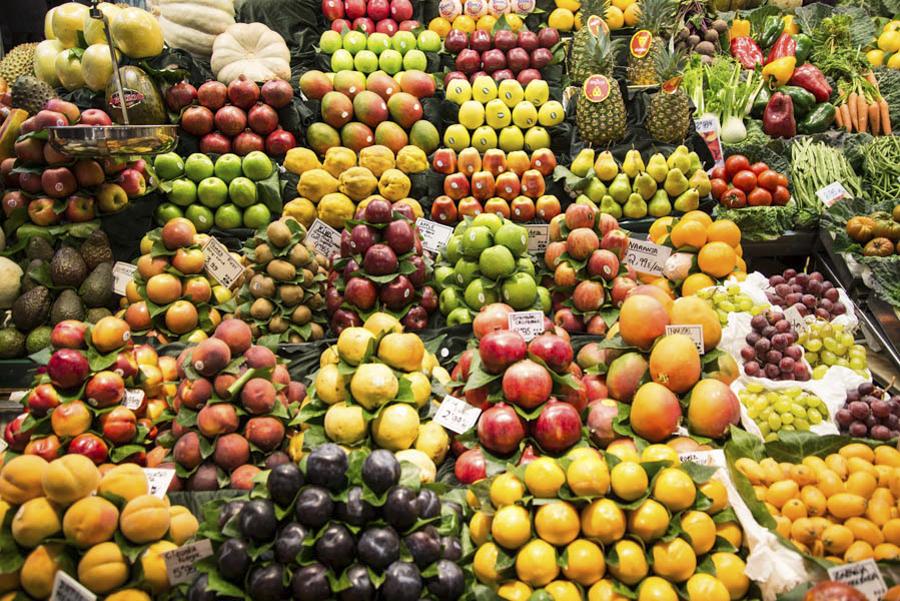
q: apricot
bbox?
[140,540,178,592]
[230,464,261,490]
[78,542,128,593]
[106,589,152,601]
[687,380,740,439]
[214,319,253,355]
[245,416,286,452]
[90,316,132,353]
[165,301,199,334]
[618,295,670,350]
[670,296,722,352]
[98,463,148,502]
[120,494,170,543]
[0,455,48,504]
[630,383,682,443]
[12,497,62,547]
[20,544,64,598]
[172,247,205,274]
[51,399,92,437]
[649,334,701,394]
[63,496,119,547]
[168,505,200,545]
[191,337,232,377]
[43,454,101,505]
[214,433,250,471]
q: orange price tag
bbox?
[661,75,682,94]
[630,30,653,59]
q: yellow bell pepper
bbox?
[782,15,799,35]
[730,18,751,39]
[762,56,797,87]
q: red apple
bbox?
[527,334,573,372]
[502,359,553,409]
[472,303,514,339]
[68,433,109,464]
[115,168,146,197]
[64,195,95,222]
[26,383,60,416]
[478,329,527,374]
[27,198,60,226]
[454,447,486,484]
[79,108,113,126]
[531,398,582,453]
[477,402,525,455]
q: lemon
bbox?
[566,454,610,497]
[581,498,626,544]
[867,49,886,66]
[491,505,532,550]
[555,0,580,11]
[371,403,419,451]
[451,15,476,32]
[611,461,648,501]
[589,579,630,601]
[701,480,728,514]
[711,553,749,600]
[498,581,533,601]
[563,539,605,585]
[314,363,348,405]
[474,542,500,584]
[515,539,559,587]
[524,457,566,497]
[535,501,580,546]
[545,580,582,601]
[608,539,648,585]
[686,573,731,601]
[403,372,431,408]
[476,15,497,31]
[889,53,900,69]
[651,537,697,582]
[639,576,678,601]
[505,13,524,31]
[470,511,492,546]
[652,468,696,512]
[548,8,575,31]
[350,363,399,410]
[878,30,900,52]
[323,402,367,444]
[716,521,743,548]
[337,327,376,365]
[681,511,716,554]
[628,499,670,542]
[414,421,449,466]
[490,473,525,507]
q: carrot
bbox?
[835,104,844,128]
[869,101,880,136]
[866,71,879,91]
[881,99,892,134]
[857,94,868,133]
[848,92,859,131]
[841,102,853,132]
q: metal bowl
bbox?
[45,125,179,157]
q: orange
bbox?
[476,15,496,31]
[669,220,707,249]
[649,216,675,244]
[681,273,715,297]
[706,220,741,248]
[698,242,737,278]
[682,210,713,228]
[451,15,476,32]
[735,256,747,273]
[428,17,451,37]
[650,277,675,298]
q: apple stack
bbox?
[321,0,420,35]
[326,197,438,333]
[153,318,306,490]
[430,147,560,225]
[0,101,147,227]
[152,150,279,232]
[166,77,297,158]
[318,29,441,75]
[433,213,548,325]
[302,311,451,470]
[121,218,230,340]
[443,27,561,86]
[234,217,329,343]
[4,316,174,466]
[543,204,634,334]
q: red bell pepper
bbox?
[788,63,833,103]
[730,36,764,70]
[766,33,797,64]
[763,92,797,138]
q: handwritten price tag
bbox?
[816,181,851,208]
[144,468,176,498]
[784,305,808,334]
[123,389,145,410]
[624,238,671,277]
[51,570,96,601]
[508,311,545,342]
[678,450,725,467]
[202,237,244,289]
[416,218,454,254]
[8,390,26,403]
[305,219,342,259]
[665,325,705,355]
[434,395,482,435]
[163,539,214,585]
[525,224,549,253]
[112,261,137,296]
[827,559,887,601]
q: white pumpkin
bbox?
[211,22,291,84]
[158,0,235,58]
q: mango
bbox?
[120,494,170,543]
[168,505,199,545]
[63,496,119,547]
[140,540,177,593]
[21,544,65,599]
[42,454,100,505]
[12,497,62,547]
[0,455,48,504]
[98,463,148,502]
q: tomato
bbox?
[710,178,728,201]
[775,172,788,188]
[773,185,791,206]
[757,169,780,191]
[720,188,746,209]
[747,187,773,207]
[732,170,757,193]
[725,155,750,179]
[750,162,769,175]
[710,166,727,181]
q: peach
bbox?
[183,276,212,303]
[51,400,92,437]
[51,320,88,349]
[272,364,290,387]
[165,301,198,334]
[214,373,238,399]
[62,496,119,547]
[146,273,182,305]
[618,294,669,350]
[136,254,168,279]
[667,436,702,453]
[27,383,61,416]
[686,379,740,439]
[244,416,286,452]
[134,344,159,366]
[179,377,213,409]
[197,403,239,437]
[243,345,277,369]
[90,317,131,354]
[85,370,125,408]
[630,382,681,443]
[241,378,277,414]
[119,495,170,543]
[587,399,620,447]
[24,435,62,461]
[172,247,205,274]
[214,319,253,355]
[191,338,232,377]
[230,464,261,490]
[67,433,109,464]
[100,407,137,445]
[213,433,250,471]
[649,335,701,394]
[161,217,197,250]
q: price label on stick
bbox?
[144,468,176,498]
[508,311,545,342]
[525,224,549,253]
[203,237,244,289]
[784,305,808,334]
[163,539,214,586]
[416,218,454,254]
[665,325,705,354]
[123,388,145,410]
[434,395,482,435]
[827,559,887,601]
[51,570,96,601]
[305,219,342,259]
[112,262,137,296]
[816,181,851,208]
[624,238,671,277]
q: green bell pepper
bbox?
[752,86,771,118]
[798,103,837,134]
[759,16,783,50]
[793,33,813,64]
[778,85,816,116]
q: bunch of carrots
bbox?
[835,72,892,135]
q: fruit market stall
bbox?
[0,0,898,599]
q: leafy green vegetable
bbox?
[876,68,900,133]
[713,204,799,241]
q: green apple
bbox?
[185,204,214,232]
[214,203,243,229]
[242,151,273,181]
[331,49,355,72]
[444,235,462,264]
[168,178,197,207]
[461,225,493,258]
[228,176,257,208]
[343,30,367,54]
[402,49,427,71]
[378,49,403,75]
[465,277,499,310]
[391,31,416,55]
[153,152,184,180]
[214,153,243,183]
[197,176,228,208]
[155,202,183,225]
[537,285,551,313]
[439,287,462,315]
[434,265,456,288]
[367,32,391,55]
[471,212,503,233]
[243,204,271,229]
[354,50,379,74]
[417,30,441,52]
[494,222,528,255]
[479,245,516,280]
[446,306,473,326]
[517,257,535,278]
[320,30,342,54]
[454,258,479,287]
[184,153,214,183]
[501,272,538,310]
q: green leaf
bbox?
[764,431,851,462]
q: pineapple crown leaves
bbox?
[636,0,679,35]
[585,28,627,78]
[654,38,686,80]
[581,0,611,18]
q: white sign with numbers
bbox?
[525,224,549,253]
[163,539,214,585]
[624,238,671,277]
[416,218,454,254]
[434,395,482,435]
[123,389,145,410]
[827,559,887,601]
[202,237,244,289]
[112,262,137,296]
[508,311,545,342]
[51,570,96,601]
[144,468,176,498]
[305,219,342,258]
[816,181,851,208]
[665,325,705,354]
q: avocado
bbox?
[25,325,51,354]
[25,236,54,261]
[12,286,50,331]
[50,246,88,288]
[0,327,25,358]
[80,229,113,271]
[21,259,43,293]
[85,307,112,323]
[50,289,85,325]
[79,262,113,308]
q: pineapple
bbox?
[576,29,627,146]
[627,0,676,86]
[569,0,609,84]
[645,45,691,143]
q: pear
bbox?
[674,188,700,213]
[593,151,619,182]
[663,169,689,197]
[648,189,672,217]
[609,173,632,204]
[647,153,669,184]
[623,193,648,219]
[667,147,691,173]
[633,172,657,201]
[689,169,711,197]
[571,148,595,177]
[586,177,608,203]
[576,194,598,210]
[622,149,645,179]
[687,151,702,176]
[599,195,622,219]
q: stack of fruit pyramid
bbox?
[122,218,232,341]
[302,312,451,471]
[648,213,747,288]
[154,319,306,491]
[4,316,174,467]
[0,454,199,598]
[326,196,437,333]
[468,450,749,601]
[434,213,548,325]
[235,217,329,344]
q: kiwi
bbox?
[249,274,276,298]
[279,285,304,307]
[255,243,274,265]
[267,260,297,282]
[289,244,311,267]
[270,316,289,333]
[308,293,325,310]
[267,221,293,249]
[309,323,325,340]
[292,305,312,325]
[250,298,275,320]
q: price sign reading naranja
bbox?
[434,395,482,435]
[624,238,671,277]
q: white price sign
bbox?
[8,390,26,403]
[202,237,244,289]
[665,325,705,355]
[434,395,482,435]
[678,450,725,467]
[508,311,545,342]
[112,262,137,296]
[827,559,888,601]
[784,305,808,334]
[123,388,145,410]
[305,219,342,259]
[0,438,7,453]
[624,238,671,277]
[416,218,454,254]
[144,468,176,498]
[51,570,96,601]
[163,539,214,585]
[525,224,549,253]
[816,181,851,208]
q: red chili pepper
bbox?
[789,63,833,103]
[765,33,797,64]
[730,36,764,70]
[763,92,797,138]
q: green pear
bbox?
[576,194,598,210]
[622,149,645,179]
[689,169,711,197]
[648,189,672,217]
[571,148,595,177]
[687,151,702,176]
[674,188,700,213]
[593,150,619,181]
[623,193,648,219]
[586,177,608,203]
[609,173,632,204]
[666,147,691,173]
[663,169,689,197]
[647,153,669,184]
[599,194,622,219]
[633,172,657,201]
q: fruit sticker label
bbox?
[112,261,137,296]
[51,570,96,601]
[434,395,482,434]
[827,559,887,601]
[108,88,145,110]
[163,539,214,586]
[816,181,851,207]
[694,115,724,168]
[202,237,244,289]
[583,75,611,104]
[665,325,705,355]
[661,76,683,94]
[630,30,653,59]
[123,389,145,410]
[784,305,808,334]
[305,219,343,259]
[416,218,455,254]
[624,238,671,277]
[144,468,176,498]
[586,14,609,36]
[508,311,545,342]
[525,224,549,253]
[0,438,7,454]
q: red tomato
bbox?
[757,169,780,191]
[721,187,747,209]
[725,155,750,179]
[732,170,758,193]
[747,187,773,206]
[773,185,791,206]
[775,173,788,188]
[710,166,727,181]
[710,178,728,201]
[750,162,769,175]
